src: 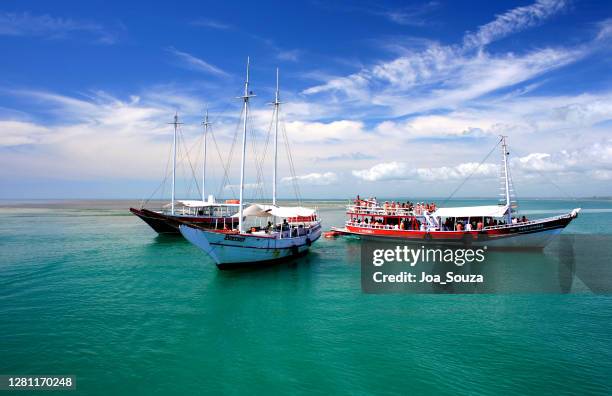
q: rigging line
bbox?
[210,128,237,198]
[509,146,577,201]
[143,128,177,206]
[145,128,204,205]
[282,123,302,202]
[280,112,302,203]
[440,137,502,207]
[178,125,203,199]
[256,107,275,200]
[506,157,520,215]
[253,106,274,199]
[247,109,270,201]
[248,106,274,201]
[283,117,302,202]
[246,110,263,200]
[221,106,245,197]
[213,106,243,198]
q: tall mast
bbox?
[501,135,512,223]
[169,113,183,215]
[272,68,280,206]
[202,108,210,202]
[238,57,254,232]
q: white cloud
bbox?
[277,49,302,62]
[511,141,612,177]
[352,161,498,182]
[166,47,229,78]
[283,120,367,143]
[463,0,567,48]
[302,0,594,118]
[190,18,232,30]
[416,163,499,181]
[352,162,410,181]
[0,11,118,44]
[282,172,338,185]
[0,121,51,146]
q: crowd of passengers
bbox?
[244,219,309,237]
[353,195,437,215]
[350,215,531,231]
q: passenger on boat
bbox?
[477,220,484,230]
[521,215,528,223]
[456,222,464,231]
[466,222,472,231]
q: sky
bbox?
[1,0,611,200]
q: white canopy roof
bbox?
[433,205,509,218]
[163,199,240,208]
[233,204,316,219]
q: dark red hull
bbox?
[129,208,237,234]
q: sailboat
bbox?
[333,136,580,248]
[130,111,240,234]
[179,59,322,268]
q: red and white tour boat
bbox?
[332,137,580,248]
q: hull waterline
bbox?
[130,208,237,234]
[179,223,322,268]
[342,211,578,249]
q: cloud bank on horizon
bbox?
[0,0,611,199]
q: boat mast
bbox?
[273,68,280,206]
[202,108,210,202]
[501,135,512,223]
[238,57,254,232]
[169,113,183,215]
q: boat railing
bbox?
[347,205,428,216]
[345,221,426,231]
[482,212,574,230]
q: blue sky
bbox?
[1,0,611,199]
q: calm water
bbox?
[1,199,611,395]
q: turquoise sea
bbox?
[1,198,611,395]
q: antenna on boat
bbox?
[168,112,183,215]
[500,135,512,224]
[272,67,281,206]
[202,107,211,202]
[237,57,255,232]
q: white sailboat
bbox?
[179,59,322,268]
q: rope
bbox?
[215,106,243,198]
[280,111,302,203]
[510,146,577,201]
[440,137,502,206]
[178,125,202,199]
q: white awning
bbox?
[233,204,316,219]
[433,205,509,218]
[163,199,240,208]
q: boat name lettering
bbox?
[517,223,544,232]
[224,235,246,242]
